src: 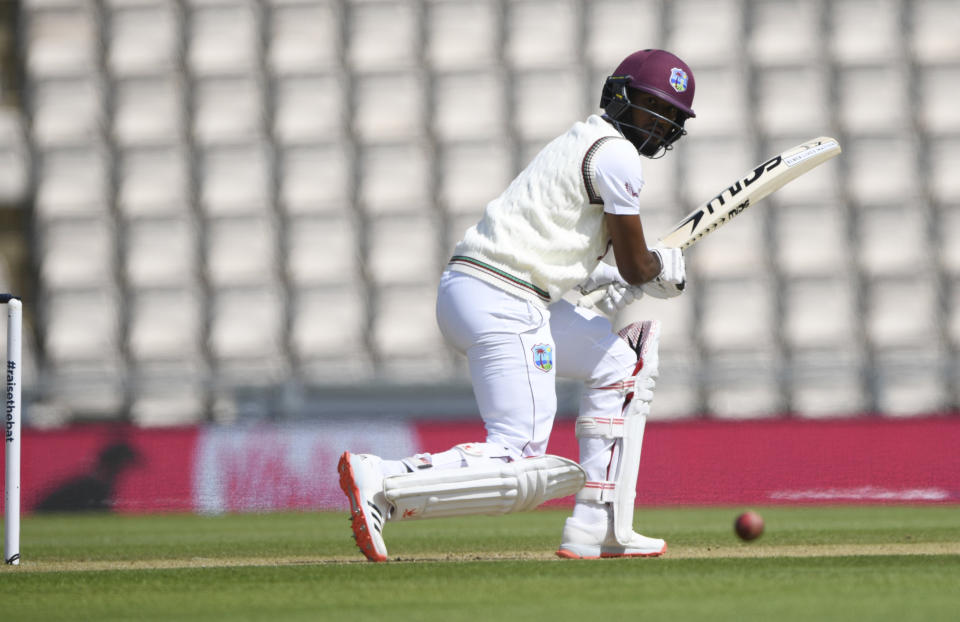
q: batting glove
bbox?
[578,261,627,295]
[595,283,643,315]
[641,246,686,299]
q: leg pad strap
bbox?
[575,416,625,440]
[577,480,616,503]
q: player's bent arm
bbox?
[604,212,662,285]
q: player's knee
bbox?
[587,338,638,390]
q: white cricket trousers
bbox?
[436,270,638,482]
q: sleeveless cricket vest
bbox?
[448,115,629,305]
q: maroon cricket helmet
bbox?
[600,49,696,157]
[604,49,696,118]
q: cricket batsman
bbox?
[339,49,694,561]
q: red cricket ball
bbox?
[734,511,764,541]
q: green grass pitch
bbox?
[2,506,959,621]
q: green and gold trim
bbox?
[448,255,551,303]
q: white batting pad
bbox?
[383,455,585,521]
[575,320,659,545]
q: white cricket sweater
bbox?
[448,115,632,305]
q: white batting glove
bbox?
[578,261,627,295]
[641,246,686,299]
[595,283,643,315]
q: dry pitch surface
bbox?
[5,541,959,573]
[3,513,960,572]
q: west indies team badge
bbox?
[532,343,554,373]
[669,67,689,93]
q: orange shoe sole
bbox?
[556,543,667,559]
[338,452,387,562]
[556,548,601,560]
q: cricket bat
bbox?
[580,136,842,308]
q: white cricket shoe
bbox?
[338,452,391,562]
[556,516,667,559]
